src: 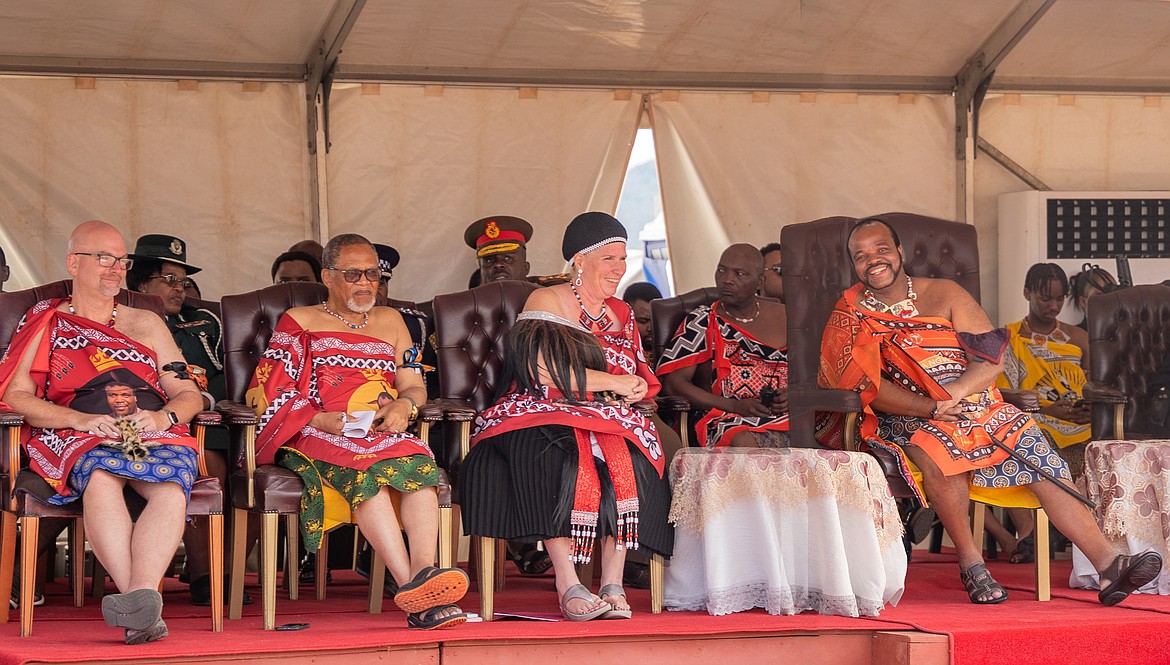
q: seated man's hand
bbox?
[74,412,120,438]
[770,386,789,415]
[123,409,171,433]
[731,398,773,418]
[374,400,413,433]
[931,398,964,422]
[310,411,353,436]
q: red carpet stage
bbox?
[3,553,1169,665]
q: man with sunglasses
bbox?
[760,242,784,303]
[127,234,238,607]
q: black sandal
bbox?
[393,567,469,614]
[1098,551,1163,606]
[407,604,467,630]
[1010,534,1035,564]
[959,562,1008,604]
[514,545,553,576]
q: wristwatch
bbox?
[402,396,420,421]
[164,409,180,427]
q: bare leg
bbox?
[126,480,187,591]
[399,487,439,578]
[901,446,986,571]
[351,487,411,585]
[83,471,135,591]
[983,512,1018,554]
[728,431,759,448]
[544,538,606,615]
[1029,479,1116,572]
[597,537,630,611]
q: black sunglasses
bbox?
[327,267,381,283]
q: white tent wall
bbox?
[649,91,956,294]
[974,93,1170,325]
[0,77,313,299]
[323,84,641,302]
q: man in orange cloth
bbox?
[247,233,467,629]
[818,217,1161,605]
[0,221,204,643]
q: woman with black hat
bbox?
[458,212,672,621]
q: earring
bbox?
[573,267,583,288]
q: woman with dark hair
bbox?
[1069,265,1117,330]
[459,212,672,622]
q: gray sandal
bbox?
[559,583,609,622]
[125,618,169,645]
[598,583,632,620]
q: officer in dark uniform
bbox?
[126,234,249,606]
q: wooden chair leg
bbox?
[70,519,85,607]
[495,538,506,592]
[19,515,40,637]
[0,511,15,625]
[228,507,248,620]
[315,532,329,601]
[261,512,278,631]
[437,506,453,569]
[92,558,106,598]
[368,550,385,614]
[208,513,224,632]
[971,502,988,553]
[650,553,665,614]
[285,514,299,601]
[478,536,495,621]
[1035,508,1051,602]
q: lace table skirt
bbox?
[1070,440,1170,594]
[664,448,906,617]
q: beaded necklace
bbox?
[67,298,117,327]
[860,276,919,318]
[321,302,369,330]
[569,278,612,330]
[720,299,760,324]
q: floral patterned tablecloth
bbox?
[664,447,906,617]
[1072,439,1170,594]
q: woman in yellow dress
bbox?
[993,263,1091,562]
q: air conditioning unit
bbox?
[997,190,1170,325]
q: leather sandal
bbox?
[407,603,467,630]
[959,562,1008,604]
[598,583,632,620]
[1010,534,1036,564]
[559,583,609,622]
[513,545,553,576]
[393,567,469,614]
[1098,551,1163,606]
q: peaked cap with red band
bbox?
[464,215,533,258]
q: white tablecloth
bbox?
[1071,440,1170,594]
[664,447,906,617]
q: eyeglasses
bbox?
[149,274,195,289]
[327,267,381,283]
[73,252,134,270]
[767,265,783,276]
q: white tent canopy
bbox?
[2,0,1170,322]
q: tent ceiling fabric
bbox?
[1,1,1170,92]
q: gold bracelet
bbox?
[402,395,420,421]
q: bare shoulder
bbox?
[916,277,975,312]
[117,305,167,338]
[370,305,407,329]
[1064,322,1089,347]
[525,285,564,311]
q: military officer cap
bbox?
[129,234,202,274]
[463,216,533,258]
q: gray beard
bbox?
[348,297,374,314]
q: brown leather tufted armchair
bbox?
[650,287,720,447]
[1085,283,1170,439]
[0,280,224,636]
[218,282,453,629]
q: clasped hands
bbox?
[730,387,789,418]
[604,374,649,406]
[75,410,171,437]
[1040,398,1091,424]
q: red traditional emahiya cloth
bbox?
[569,429,639,564]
